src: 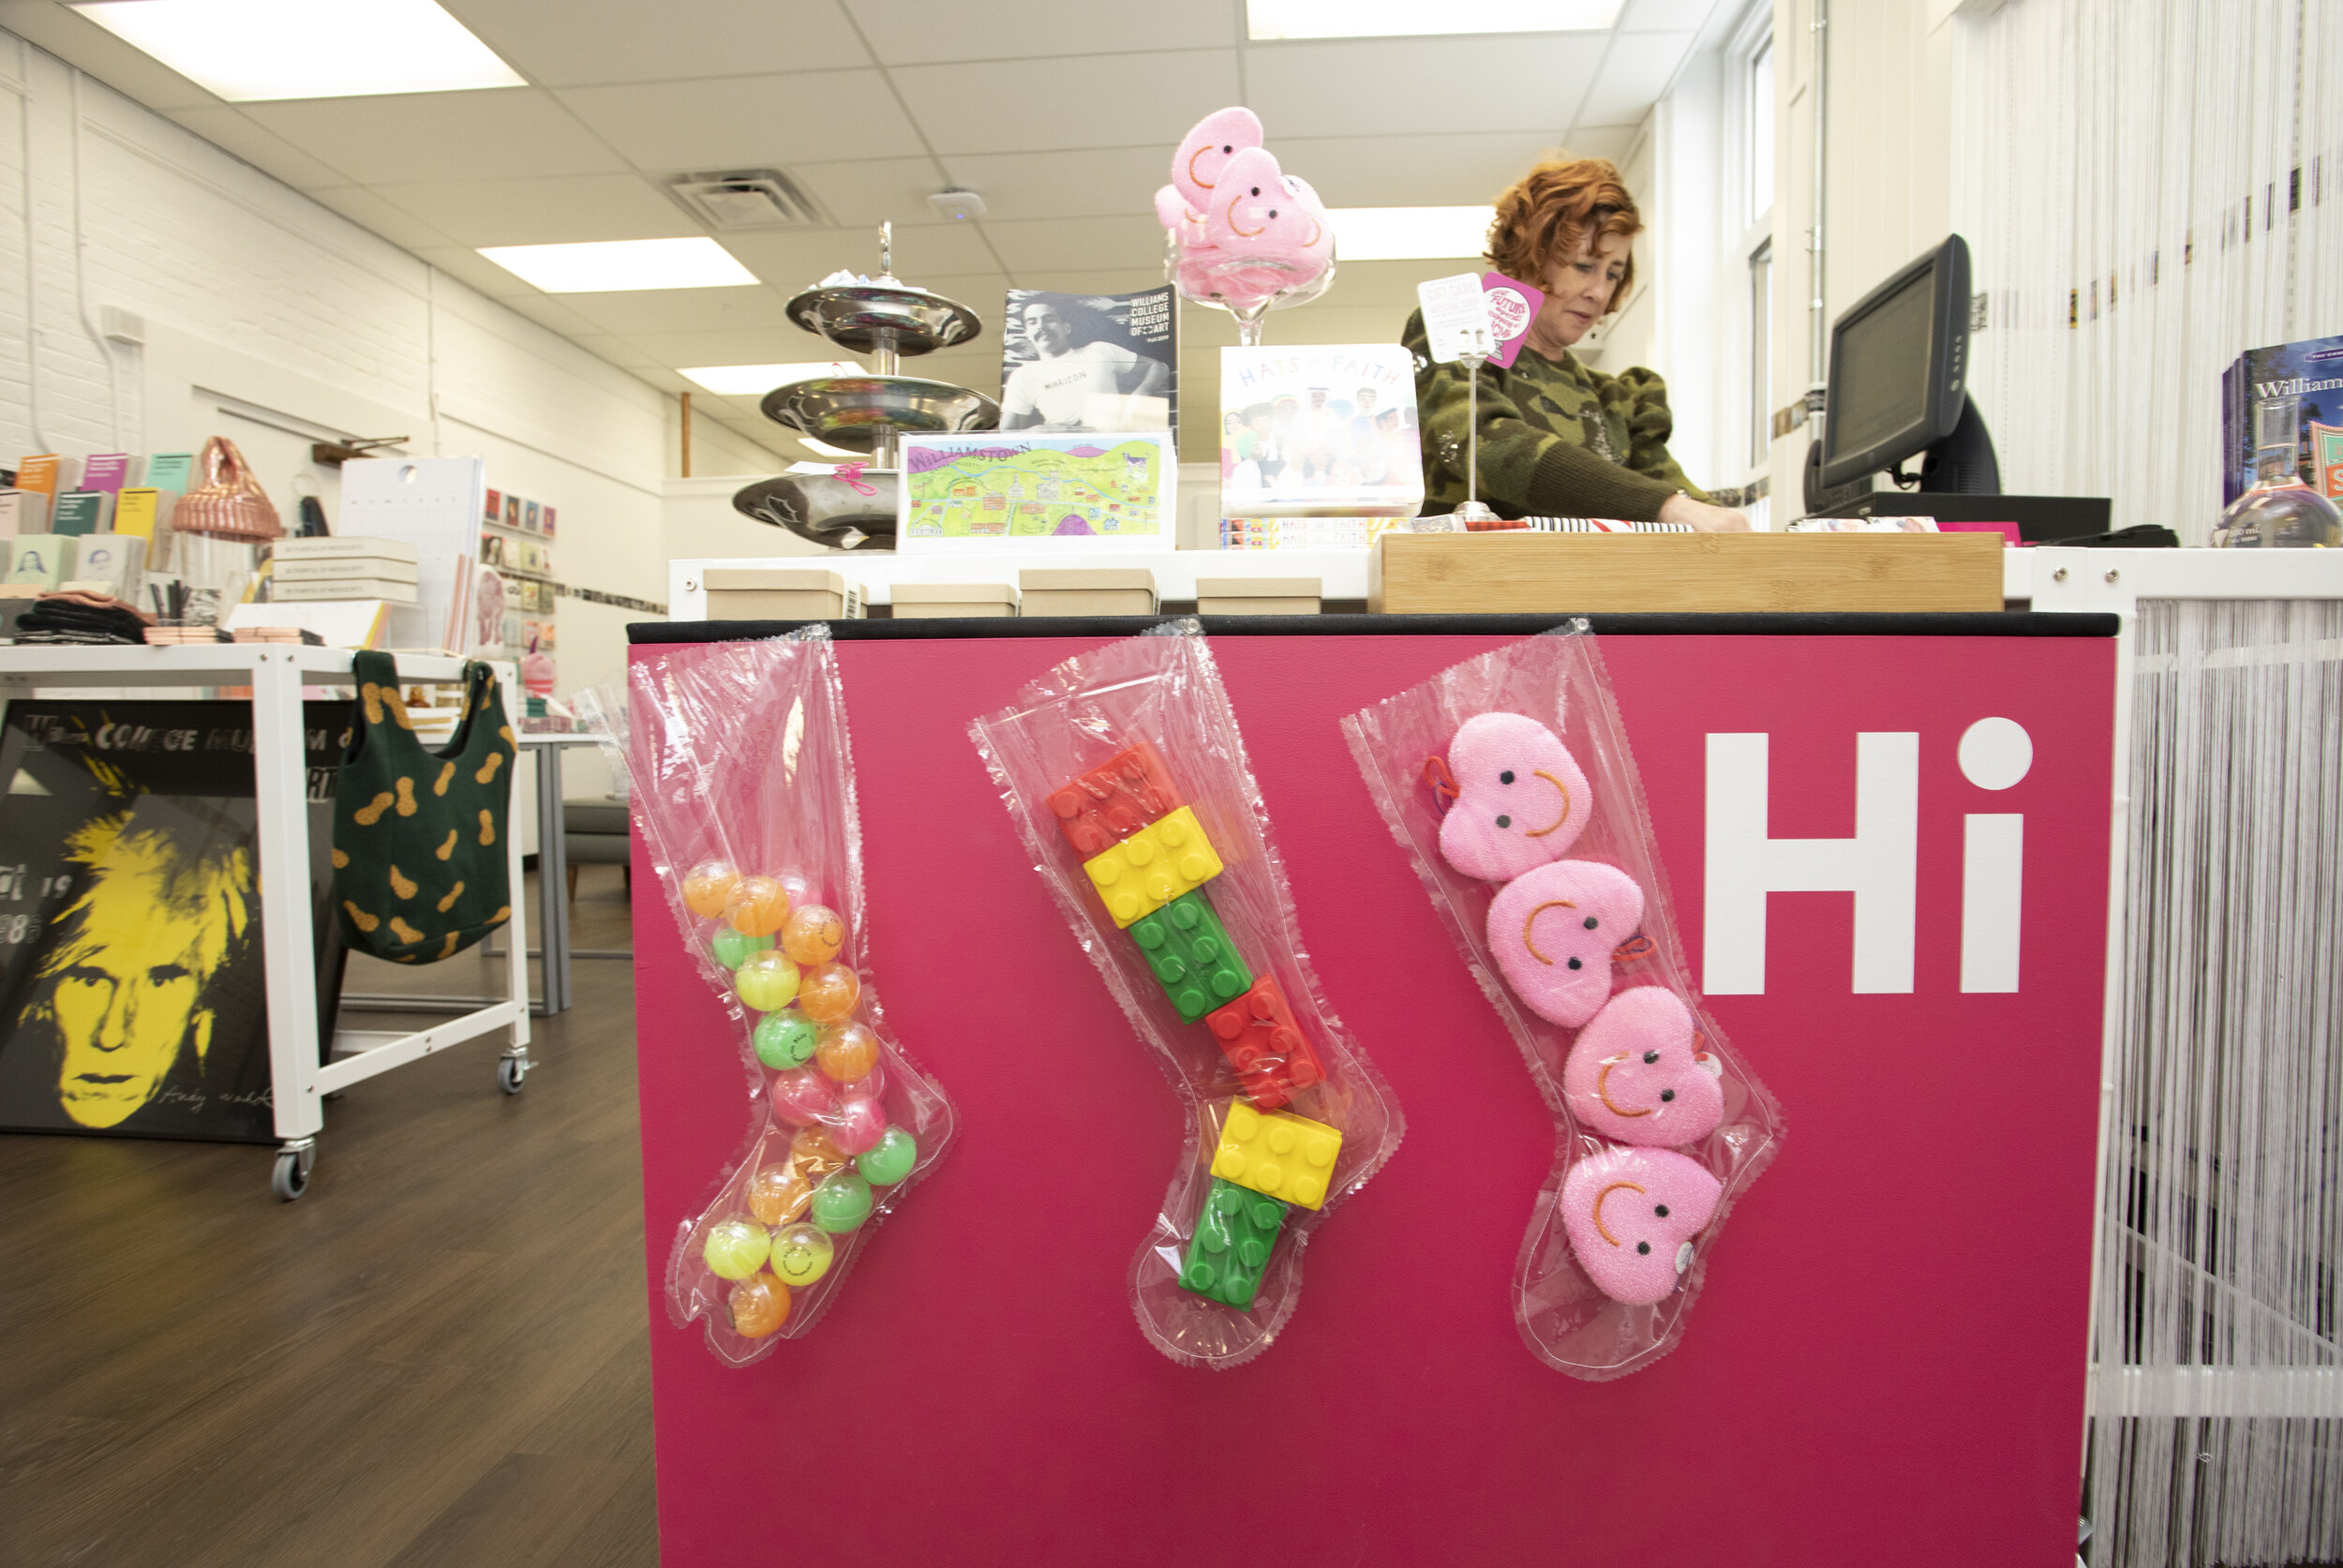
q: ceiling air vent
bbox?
[664,170,827,231]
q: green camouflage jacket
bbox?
[1401,306,1709,520]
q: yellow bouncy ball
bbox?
[769,1222,834,1288]
[734,949,801,1013]
[702,1218,769,1281]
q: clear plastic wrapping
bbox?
[607,628,956,1365]
[971,622,1401,1369]
[1341,623,1783,1379]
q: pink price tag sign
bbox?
[1481,272,1545,368]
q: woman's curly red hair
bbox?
[1486,156,1642,314]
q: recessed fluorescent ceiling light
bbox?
[479,239,758,293]
[1247,0,1620,39]
[679,363,861,396]
[1328,207,1496,261]
[71,0,525,101]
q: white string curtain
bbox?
[2095,597,2343,1568]
[1953,0,2343,544]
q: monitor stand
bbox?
[1914,396,2001,495]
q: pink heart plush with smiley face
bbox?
[1201,147,1321,258]
[1562,986,1724,1146]
[1168,106,1263,215]
[1560,1144,1723,1305]
[1437,712,1593,882]
[1485,859,1644,1026]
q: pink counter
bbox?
[630,620,2114,1566]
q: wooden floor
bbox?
[0,869,658,1568]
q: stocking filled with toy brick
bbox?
[1343,623,1783,1379]
[972,622,1402,1370]
[604,628,956,1366]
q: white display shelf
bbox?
[668,549,1379,620]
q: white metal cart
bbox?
[0,643,531,1199]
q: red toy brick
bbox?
[1047,741,1184,857]
[1202,975,1325,1112]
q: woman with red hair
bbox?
[1401,157,1748,530]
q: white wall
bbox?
[0,31,801,796]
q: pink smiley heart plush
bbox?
[1157,103,1265,225]
[1437,711,1593,881]
[1202,147,1322,259]
[1562,987,1724,1146]
[1485,859,1644,1026]
[1560,1145,1723,1305]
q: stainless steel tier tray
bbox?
[759,374,1000,453]
[783,282,981,355]
[732,470,899,552]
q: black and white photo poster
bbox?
[999,286,1177,437]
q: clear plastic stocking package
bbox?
[971,623,1401,1369]
[601,628,956,1366]
[1341,623,1783,1380]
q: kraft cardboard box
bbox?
[1017,566,1157,617]
[892,582,1019,619]
[703,567,864,620]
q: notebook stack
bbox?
[270,536,420,603]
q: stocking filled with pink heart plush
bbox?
[1343,623,1783,1379]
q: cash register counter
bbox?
[625,611,2116,1568]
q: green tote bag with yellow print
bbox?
[333,651,516,963]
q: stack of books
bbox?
[270,536,419,603]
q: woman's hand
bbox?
[1658,493,1752,532]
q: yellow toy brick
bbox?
[1081,805,1224,928]
[1209,1100,1342,1210]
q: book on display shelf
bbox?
[1218,345,1424,517]
[999,285,1177,437]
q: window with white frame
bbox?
[1729,2,1776,485]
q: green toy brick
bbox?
[1126,889,1252,1023]
[1176,1177,1287,1310]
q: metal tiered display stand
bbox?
[733,224,1001,551]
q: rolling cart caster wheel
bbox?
[498,1054,529,1095]
[272,1144,315,1202]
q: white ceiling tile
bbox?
[892,51,1241,156]
[1575,32,1694,125]
[788,157,954,229]
[555,72,926,171]
[941,146,1168,220]
[980,214,1163,273]
[619,327,842,365]
[899,271,1017,305]
[842,0,1239,65]
[572,334,665,369]
[555,287,801,336]
[0,0,216,109]
[1271,131,1566,208]
[442,0,873,85]
[1621,0,1719,29]
[415,245,542,298]
[1322,259,1472,308]
[1245,37,1598,137]
[372,174,694,246]
[239,91,628,184]
[1008,268,1172,297]
[1565,125,1641,162]
[306,185,460,251]
[721,223,998,289]
[498,293,607,337]
[165,107,350,188]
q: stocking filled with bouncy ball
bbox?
[614,629,957,1365]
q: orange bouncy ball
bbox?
[747,1165,812,1225]
[782,903,846,965]
[725,875,790,936]
[816,1021,881,1083]
[680,861,739,919]
[728,1273,789,1337]
[797,962,861,1023]
[789,1124,848,1180]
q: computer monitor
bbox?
[1808,233,1999,511]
